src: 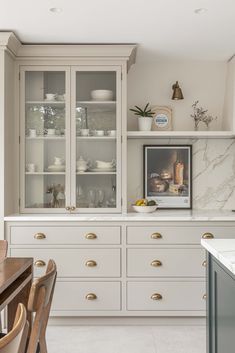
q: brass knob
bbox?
[151,233,162,239]
[202,232,214,239]
[151,260,162,267]
[85,293,97,300]
[202,260,207,267]
[71,206,76,211]
[151,293,162,300]
[85,260,97,267]
[66,206,71,211]
[203,294,207,300]
[85,233,97,240]
[34,260,46,267]
[34,233,46,240]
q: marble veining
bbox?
[128,138,235,210]
[201,239,235,275]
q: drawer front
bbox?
[127,281,206,311]
[52,281,121,311]
[10,248,121,278]
[127,248,205,277]
[10,226,121,245]
[127,226,235,245]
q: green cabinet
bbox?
[207,253,235,353]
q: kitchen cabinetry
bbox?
[207,253,235,353]
[6,220,235,317]
[21,66,122,213]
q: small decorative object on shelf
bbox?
[151,106,172,131]
[191,100,217,131]
[130,103,154,131]
[46,184,65,208]
[143,145,192,209]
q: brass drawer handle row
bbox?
[34,233,46,240]
[85,260,97,267]
[202,232,214,239]
[151,233,162,239]
[85,233,97,240]
[86,293,97,300]
[151,293,162,300]
[151,260,162,267]
[34,260,46,267]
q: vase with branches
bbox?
[191,101,217,131]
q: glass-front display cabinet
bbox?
[20,66,121,213]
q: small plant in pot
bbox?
[130,103,154,131]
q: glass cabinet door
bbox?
[21,67,70,212]
[71,67,121,212]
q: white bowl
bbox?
[91,90,113,101]
[132,205,157,213]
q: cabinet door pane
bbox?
[72,69,121,211]
[23,70,68,210]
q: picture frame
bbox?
[143,145,192,209]
[151,106,172,131]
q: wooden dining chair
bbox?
[27,259,57,353]
[0,240,8,332]
[0,303,28,353]
[0,240,8,262]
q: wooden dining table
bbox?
[0,257,33,332]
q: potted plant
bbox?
[130,103,154,131]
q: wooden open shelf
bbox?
[127,131,235,139]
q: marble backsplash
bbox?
[127,138,235,210]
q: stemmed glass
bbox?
[88,189,96,208]
[97,189,105,208]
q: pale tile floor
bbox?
[47,326,206,353]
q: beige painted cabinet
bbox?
[20,66,122,213]
[6,220,235,317]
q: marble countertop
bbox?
[201,239,235,275]
[4,209,235,222]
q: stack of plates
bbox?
[89,168,116,172]
[47,165,65,172]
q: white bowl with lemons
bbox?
[132,199,157,213]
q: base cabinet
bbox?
[207,254,235,353]
[6,220,235,317]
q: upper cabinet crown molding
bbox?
[0,32,137,70]
[0,32,22,56]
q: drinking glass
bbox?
[88,189,96,208]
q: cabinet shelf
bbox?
[26,136,65,140]
[76,136,116,141]
[25,172,65,175]
[26,101,65,107]
[127,131,235,139]
[76,172,116,175]
[76,101,116,105]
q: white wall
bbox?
[127,60,227,131]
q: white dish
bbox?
[132,205,157,213]
[47,165,65,172]
[91,90,113,101]
[88,168,116,172]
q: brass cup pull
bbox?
[203,294,207,300]
[151,260,162,267]
[202,232,214,239]
[202,260,207,267]
[85,260,97,267]
[151,293,162,301]
[65,206,71,211]
[86,293,97,300]
[151,232,162,239]
[85,233,97,240]
[34,260,46,267]
[71,206,76,211]
[34,233,46,240]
